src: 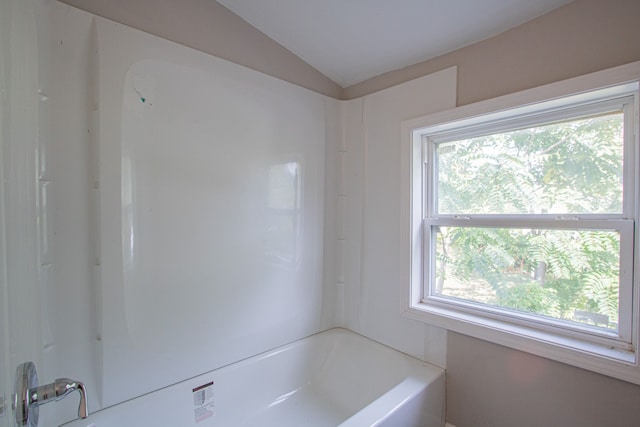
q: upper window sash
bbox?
[424,95,636,220]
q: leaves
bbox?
[435,113,624,329]
[437,113,624,215]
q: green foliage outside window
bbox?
[434,112,624,329]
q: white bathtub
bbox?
[62,328,445,427]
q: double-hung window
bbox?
[402,75,640,383]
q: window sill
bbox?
[403,302,640,385]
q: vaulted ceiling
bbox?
[217,0,573,87]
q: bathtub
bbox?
[63,328,445,427]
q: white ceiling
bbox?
[216,0,573,87]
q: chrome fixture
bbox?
[14,362,88,426]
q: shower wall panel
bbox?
[95,18,334,407]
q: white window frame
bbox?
[400,63,640,385]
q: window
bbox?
[402,76,640,384]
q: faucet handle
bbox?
[30,378,89,419]
[14,362,89,426]
[74,381,89,419]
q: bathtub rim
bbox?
[60,327,446,427]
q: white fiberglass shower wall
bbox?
[24,2,456,424]
[36,4,338,421]
[97,21,332,405]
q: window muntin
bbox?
[419,93,636,349]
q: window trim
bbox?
[400,62,640,384]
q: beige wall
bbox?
[345,0,640,105]
[61,0,640,104]
[447,333,640,427]
[59,0,343,98]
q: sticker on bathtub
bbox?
[192,381,214,422]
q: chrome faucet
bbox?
[14,362,88,426]
[29,378,88,419]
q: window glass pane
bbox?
[436,112,624,215]
[433,226,620,331]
